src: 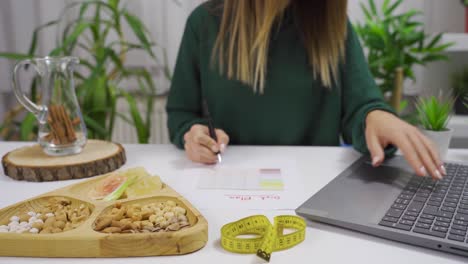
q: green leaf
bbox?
[83,114,109,138]
[382,0,391,13]
[108,0,120,9]
[145,96,154,138]
[427,42,454,53]
[416,96,453,131]
[0,52,32,60]
[360,2,373,21]
[107,82,118,138]
[78,1,90,17]
[106,48,124,70]
[50,21,92,56]
[20,113,36,141]
[113,112,132,124]
[123,11,156,59]
[90,2,102,42]
[368,0,378,16]
[30,76,40,105]
[426,34,443,49]
[122,68,156,94]
[81,49,111,100]
[124,92,148,143]
[421,54,449,63]
[28,20,58,56]
[384,0,403,16]
[163,51,172,80]
[399,99,408,113]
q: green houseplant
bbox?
[354,0,453,111]
[451,67,468,115]
[0,0,170,143]
[416,96,454,159]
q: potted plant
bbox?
[451,67,468,115]
[355,0,453,110]
[416,96,454,160]
[0,0,171,143]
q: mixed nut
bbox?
[0,197,91,234]
[94,200,190,233]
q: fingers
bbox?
[407,132,442,180]
[215,129,230,153]
[184,142,217,164]
[365,129,385,167]
[394,135,428,178]
[191,125,218,152]
[183,124,230,164]
[365,110,445,180]
[415,131,446,175]
[394,127,445,180]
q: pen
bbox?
[203,100,222,163]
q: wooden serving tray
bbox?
[0,172,208,258]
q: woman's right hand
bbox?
[183,124,230,164]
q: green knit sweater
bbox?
[166,2,393,154]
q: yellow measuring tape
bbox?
[220,215,306,262]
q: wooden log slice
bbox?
[2,140,126,182]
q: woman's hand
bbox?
[183,124,230,164]
[365,110,446,180]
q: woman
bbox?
[166,0,445,180]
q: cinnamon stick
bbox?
[44,104,78,145]
[58,105,75,143]
[72,117,81,126]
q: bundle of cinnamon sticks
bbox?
[44,104,80,144]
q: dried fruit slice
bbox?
[89,173,126,200]
[125,175,162,198]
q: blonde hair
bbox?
[212,0,348,92]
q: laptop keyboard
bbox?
[379,163,468,243]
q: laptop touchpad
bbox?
[303,159,414,224]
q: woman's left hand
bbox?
[365,110,446,180]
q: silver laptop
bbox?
[296,155,468,257]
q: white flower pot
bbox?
[421,128,453,161]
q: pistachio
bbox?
[173,206,186,215]
[166,201,176,207]
[163,212,175,219]
[179,221,190,228]
[166,223,180,231]
[178,215,188,222]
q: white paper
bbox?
[173,159,306,210]
[197,167,284,190]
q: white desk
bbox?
[0,142,467,264]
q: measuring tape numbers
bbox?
[220,215,306,262]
